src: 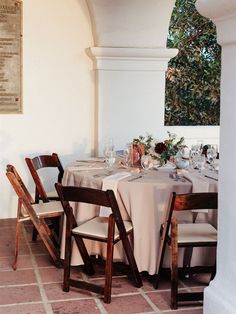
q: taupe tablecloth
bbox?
[61,164,218,275]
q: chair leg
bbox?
[74,235,95,276]
[32,226,38,241]
[104,215,115,304]
[13,219,20,270]
[13,199,22,270]
[63,232,72,292]
[33,218,61,266]
[120,233,142,288]
[171,219,178,310]
[183,247,193,278]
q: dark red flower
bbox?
[154,142,167,154]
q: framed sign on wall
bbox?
[0,0,22,114]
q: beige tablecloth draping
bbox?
[61,164,218,275]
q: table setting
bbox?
[61,133,219,274]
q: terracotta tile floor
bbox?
[0,219,208,313]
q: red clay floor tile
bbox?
[103,294,153,314]
[51,299,100,314]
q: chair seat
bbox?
[177,223,217,244]
[32,201,64,217]
[72,216,133,241]
[46,191,59,199]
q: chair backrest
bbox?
[156,192,218,278]
[25,153,64,203]
[163,192,218,239]
[6,164,34,204]
[55,183,127,237]
[6,168,41,223]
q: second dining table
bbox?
[60,160,218,275]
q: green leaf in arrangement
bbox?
[165,0,221,126]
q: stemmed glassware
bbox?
[141,155,151,172]
[103,139,116,170]
[206,145,218,170]
[189,145,201,169]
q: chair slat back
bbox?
[155,191,218,282]
[172,192,218,212]
[6,165,34,204]
[55,183,128,236]
[25,153,64,202]
[6,170,41,224]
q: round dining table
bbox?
[61,161,218,275]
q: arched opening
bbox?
[165,0,221,126]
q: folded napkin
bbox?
[184,172,210,192]
[67,164,104,172]
[100,172,131,217]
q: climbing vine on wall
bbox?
[165,0,221,126]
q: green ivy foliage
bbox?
[165,0,221,126]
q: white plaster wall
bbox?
[0,0,94,218]
[86,0,175,47]
[196,1,236,313]
[86,0,220,154]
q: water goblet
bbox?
[141,155,151,172]
[196,155,206,172]
[207,146,217,170]
[190,145,201,169]
[123,148,131,167]
[105,150,116,170]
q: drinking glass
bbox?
[196,155,206,172]
[190,145,201,169]
[103,138,114,156]
[207,145,218,170]
[103,139,116,170]
[141,155,151,171]
[123,148,131,167]
[105,150,116,169]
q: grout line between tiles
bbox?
[0,301,44,308]
[94,297,108,314]
[0,283,38,288]
[22,225,54,314]
[139,288,163,314]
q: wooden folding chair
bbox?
[6,165,64,270]
[55,183,142,303]
[25,153,64,241]
[25,153,64,203]
[153,192,217,309]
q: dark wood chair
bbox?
[25,153,64,240]
[153,192,217,309]
[25,153,64,203]
[55,183,143,303]
[6,165,64,270]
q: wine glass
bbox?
[103,139,116,171]
[207,145,218,170]
[105,150,116,169]
[141,155,151,171]
[196,154,206,172]
[123,148,131,167]
[190,145,201,169]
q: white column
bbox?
[88,47,177,155]
[196,1,236,313]
[85,0,176,154]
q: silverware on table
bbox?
[128,175,143,182]
[203,174,218,181]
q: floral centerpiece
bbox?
[131,132,185,167]
[152,132,184,165]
